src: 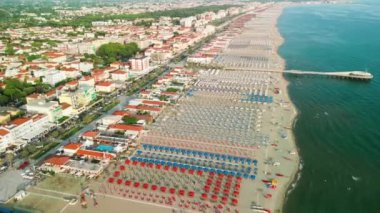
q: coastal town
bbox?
[0,0,306,213]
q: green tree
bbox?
[96,42,139,65]
[31,41,43,49]
[20,149,30,159]
[0,95,9,105]
[122,116,138,125]
[5,43,15,55]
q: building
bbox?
[108,123,144,139]
[59,85,97,111]
[1,114,54,147]
[129,56,150,71]
[95,81,115,93]
[25,100,63,123]
[111,70,128,81]
[42,70,67,86]
[63,143,82,156]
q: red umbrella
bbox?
[213,187,220,193]
[204,185,210,192]
[125,180,132,186]
[209,172,215,177]
[216,180,222,186]
[231,198,238,206]
[164,165,169,170]
[140,162,146,167]
[119,165,125,170]
[160,186,167,193]
[197,170,203,176]
[234,183,241,189]
[225,181,231,187]
[233,190,239,197]
[201,193,208,200]
[143,183,149,189]
[211,194,218,202]
[151,185,158,191]
[206,179,213,185]
[217,204,223,209]
[223,189,229,195]
[218,173,224,179]
[113,171,120,177]
[180,168,186,173]
[125,159,131,164]
[179,189,185,196]
[189,169,195,175]
[188,191,195,197]
[156,164,162,169]
[148,163,153,168]
[117,179,123,185]
[221,197,228,204]
[108,177,114,183]
[169,188,176,194]
[134,182,140,188]
[132,161,138,165]
[236,177,242,183]
[227,175,233,180]
[172,167,178,172]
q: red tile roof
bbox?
[142,100,166,106]
[76,149,114,159]
[112,111,130,117]
[60,103,71,110]
[82,131,99,138]
[0,129,9,136]
[112,70,127,75]
[64,143,82,150]
[67,80,78,86]
[11,117,30,126]
[44,156,70,166]
[96,81,113,87]
[108,124,144,132]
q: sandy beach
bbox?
[59,4,301,213]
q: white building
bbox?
[111,70,128,81]
[129,56,150,71]
[1,114,54,147]
[95,81,116,93]
[180,17,196,27]
[42,70,67,86]
[25,101,63,123]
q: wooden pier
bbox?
[284,70,373,80]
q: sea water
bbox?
[278,1,380,212]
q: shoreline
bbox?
[271,5,301,212]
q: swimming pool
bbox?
[96,145,114,152]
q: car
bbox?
[18,161,30,170]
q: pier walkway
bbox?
[223,67,373,80]
[284,70,373,80]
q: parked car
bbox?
[18,161,30,170]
